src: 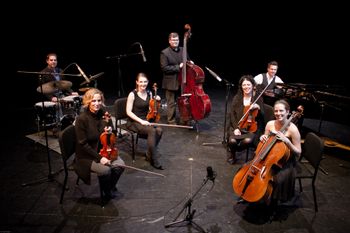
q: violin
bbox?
[146,83,161,122]
[99,130,118,161]
[238,104,258,133]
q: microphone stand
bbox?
[202,77,234,147]
[22,76,62,187]
[165,175,213,232]
[107,51,143,98]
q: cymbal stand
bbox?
[202,77,234,147]
[22,77,62,187]
[165,175,211,232]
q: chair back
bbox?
[114,97,128,121]
[58,124,76,161]
[301,132,324,169]
[263,103,275,125]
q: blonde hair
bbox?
[82,88,105,108]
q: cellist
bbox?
[258,99,301,218]
[227,75,265,164]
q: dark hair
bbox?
[267,60,278,68]
[238,74,256,92]
[169,32,179,39]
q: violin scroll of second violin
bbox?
[99,131,118,161]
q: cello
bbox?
[232,106,304,203]
[177,24,211,122]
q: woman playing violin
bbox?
[259,99,301,217]
[126,73,164,170]
[75,88,125,201]
[227,75,265,164]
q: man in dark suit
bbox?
[160,32,185,124]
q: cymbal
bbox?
[79,87,91,92]
[36,80,72,94]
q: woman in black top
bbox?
[227,75,265,164]
[75,88,124,200]
[126,73,163,170]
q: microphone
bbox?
[205,67,222,82]
[206,166,216,182]
[139,43,147,62]
[76,63,90,83]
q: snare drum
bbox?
[61,95,76,109]
[34,101,57,126]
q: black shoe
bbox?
[152,164,164,170]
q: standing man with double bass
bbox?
[160,32,191,125]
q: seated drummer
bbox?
[39,52,78,102]
[253,60,284,106]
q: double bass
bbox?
[177,24,211,122]
[232,106,303,203]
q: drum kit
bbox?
[34,80,83,131]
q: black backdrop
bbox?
[5,2,350,126]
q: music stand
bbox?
[106,42,145,97]
[165,172,215,233]
[20,74,63,187]
[202,67,234,147]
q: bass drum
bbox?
[34,101,57,126]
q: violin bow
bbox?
[110,163,166,177]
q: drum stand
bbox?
[22,80,62,187]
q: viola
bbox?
[146,83,161,123]
[177,24,211,122]
[99,130,118,161]
[232,106,304,203]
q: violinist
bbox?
[227,75,265,164]
[259,99,301,218]
[126,73,164,170]
[75,88,125,201]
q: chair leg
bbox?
[298,178,303,192]
[97,176,105,207]
[312,183,318,212]
[60,170,68,204]
[131,134,135,162]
